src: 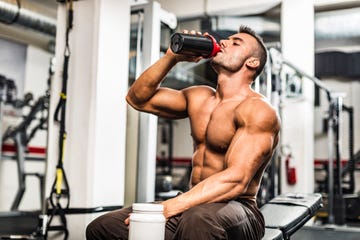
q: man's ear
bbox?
[245,57,260,70]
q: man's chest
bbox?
[190,102,240,152]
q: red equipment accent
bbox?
[285,154,297,185]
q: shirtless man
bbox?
[86,25,280,240]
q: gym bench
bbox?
[261,193,322,240]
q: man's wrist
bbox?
[164,50,179,65]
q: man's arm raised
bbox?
[126,48,203,119]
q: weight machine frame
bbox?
[267,47,348,225]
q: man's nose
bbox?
[220,39,227,48]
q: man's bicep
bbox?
[142,87,188,118]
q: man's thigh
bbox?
[183,201,250,227]
[86,206,132,239]
[173,201,263,240]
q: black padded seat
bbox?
[0,211,39,236]
[262,228,283,240]
[261,193,322,240]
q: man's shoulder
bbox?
[184,85,215,94]
[235,96,280,131]
[235,94,272,111]
[183,85,216,99]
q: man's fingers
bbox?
[182,29,202,35]
[124,216,130,225]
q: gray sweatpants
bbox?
[86,199,264,240]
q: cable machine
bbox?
[267,47,353,225]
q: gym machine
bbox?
[267,47,357,226]
[2,92,48,211]
[0,76,46,238]
[0,76,17,156]
[1,76,45,210]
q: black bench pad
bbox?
[262,228,283,240]
[261,193,322,239]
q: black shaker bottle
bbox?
[170,33,220,58]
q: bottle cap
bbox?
[206,35,221,58]
[132,203,164,212]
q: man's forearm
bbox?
[162,169,247,218]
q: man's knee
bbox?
[86,207,131,239]
[85,213,128,240]
[85,218,99,240]
[86,216,110,240]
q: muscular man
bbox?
[86,25,280,240]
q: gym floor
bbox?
[293,225,360,240]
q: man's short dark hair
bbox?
[239,25,267,77]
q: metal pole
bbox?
[0,76,6,159]
[282,60,331,97]
[336,95,344,196]
[333,93,346,225]
[327,97,335,224]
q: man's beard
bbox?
[210,58,243,73]
[209,59,220,74]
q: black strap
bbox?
[47,1,74,239]
[51,0,73,200]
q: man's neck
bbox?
[216,73,253,100]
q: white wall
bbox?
[280,0,315,194]
[24,46,52,98]
[0,38,26,97]
[24,45,53,147]
[45,1,130,239]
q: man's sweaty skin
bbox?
[126,30,280,222]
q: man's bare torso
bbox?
[185,86,279,201]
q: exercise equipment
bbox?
[0,75,18,157]
[261,193,322,240]
[1,73,48,211]
[0,80,48,240]
[265,46,353,225]
[2,94,48,211]
[314,102,360,223]
[0,211,40,239]
[42,1,73,238]
[340,105,355,194]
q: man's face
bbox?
[211,32,257,73]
